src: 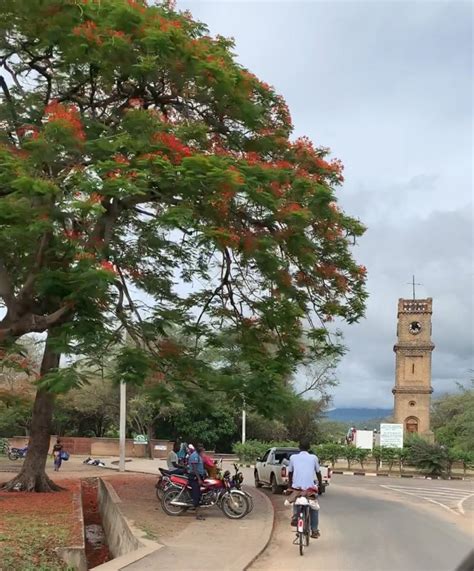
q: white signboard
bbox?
[354,430,373,450]
[154,445,167,451]
[380,423,403,448]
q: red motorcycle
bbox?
[161,471,250,519]
[155,467,184,500]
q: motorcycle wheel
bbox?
[244,492,254,513]
[8,452,19,461]
[161,489,188,516]
[220,492,249,519]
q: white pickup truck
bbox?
[254,447,331,494]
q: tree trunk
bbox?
[147,424,154,460]
[2,335,62,492]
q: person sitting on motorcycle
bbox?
[287,439,323,539]
[166,442,184,472]
[188,443,206,520]
[201,449,218,478]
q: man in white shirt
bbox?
[288,439,322,538]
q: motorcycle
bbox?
[8,446,28,461]
[155,467,184,500]
[161,471,250,519]
[227,463,254,513]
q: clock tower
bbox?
[392,297,434,440]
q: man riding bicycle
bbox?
[288,439,322,539]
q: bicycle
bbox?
[293,496,311,556]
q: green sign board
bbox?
[133,434,148,444]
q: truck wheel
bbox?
[271,474,282,495]
[254,470,263,488]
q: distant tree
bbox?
[372,446,382,472]
[432,382,474,452]
[343,445,358,470]
[355,448,370,470]
[380,447,398,474]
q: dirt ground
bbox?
[102,473,192,543]
[0,458,191,552]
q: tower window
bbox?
[409,400,416,407]
[412,363,415,374]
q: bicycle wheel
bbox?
[299,531,304,556]
[305,507,310,546]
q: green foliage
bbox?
[246,412,289,441]
[406,440,448,477]
[314,443,343,467]
[314,420,347,444]
[342,445,358,469]
[232,439,298,464]
[372,446,382,471]
[432,383,474,452]
[380,447,398,474]
[355,448,371,469]
[114,347,152,387]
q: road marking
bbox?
[380,484,474,516]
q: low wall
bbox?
[94,478,161,571]
[7,436,173,458]
[98,479,142,558]
[55,488,87,571]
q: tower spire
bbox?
[407,275,422,300]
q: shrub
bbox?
[406,440,447,478]
[342,445,358,469]
[232,440,298,464]
[355,448,371,470]
[315,443,343,467]
[380,447,398,474]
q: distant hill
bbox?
[325,408,392,424]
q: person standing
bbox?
[188,443,206,520]
[52,438,63,472]
[288,439,323,539]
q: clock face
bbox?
[409,321,422,335]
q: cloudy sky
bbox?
[179,0,473,408]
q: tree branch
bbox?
[0,305,71,342]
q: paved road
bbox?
[251,475,474,571]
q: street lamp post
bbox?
[241,395,246,444]
[119,380,126,472]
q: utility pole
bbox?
[119,381,126,472]
[241,395,246,444]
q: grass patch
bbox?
[0,514,71,570]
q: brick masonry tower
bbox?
[392,298,435,440]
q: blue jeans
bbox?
[293,504,319,531]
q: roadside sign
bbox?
[133,434,148,445]
[380,423,403,448]
[354,429,373,450]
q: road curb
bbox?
[243,488,276,570]
[331,470,473,481]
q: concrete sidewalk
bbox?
[104,457,274,571]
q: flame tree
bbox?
[0,0,367,491]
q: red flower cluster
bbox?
[88,193,103,204]
[99,260,116,274]
[17,125,39,139]
[45,101,86,141]
[113,154,130,165]
[158,339,181,358]
[72,21,102,45]
[127,0,146,13]
[153,132,192,164]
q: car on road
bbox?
[254,447,331,494]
